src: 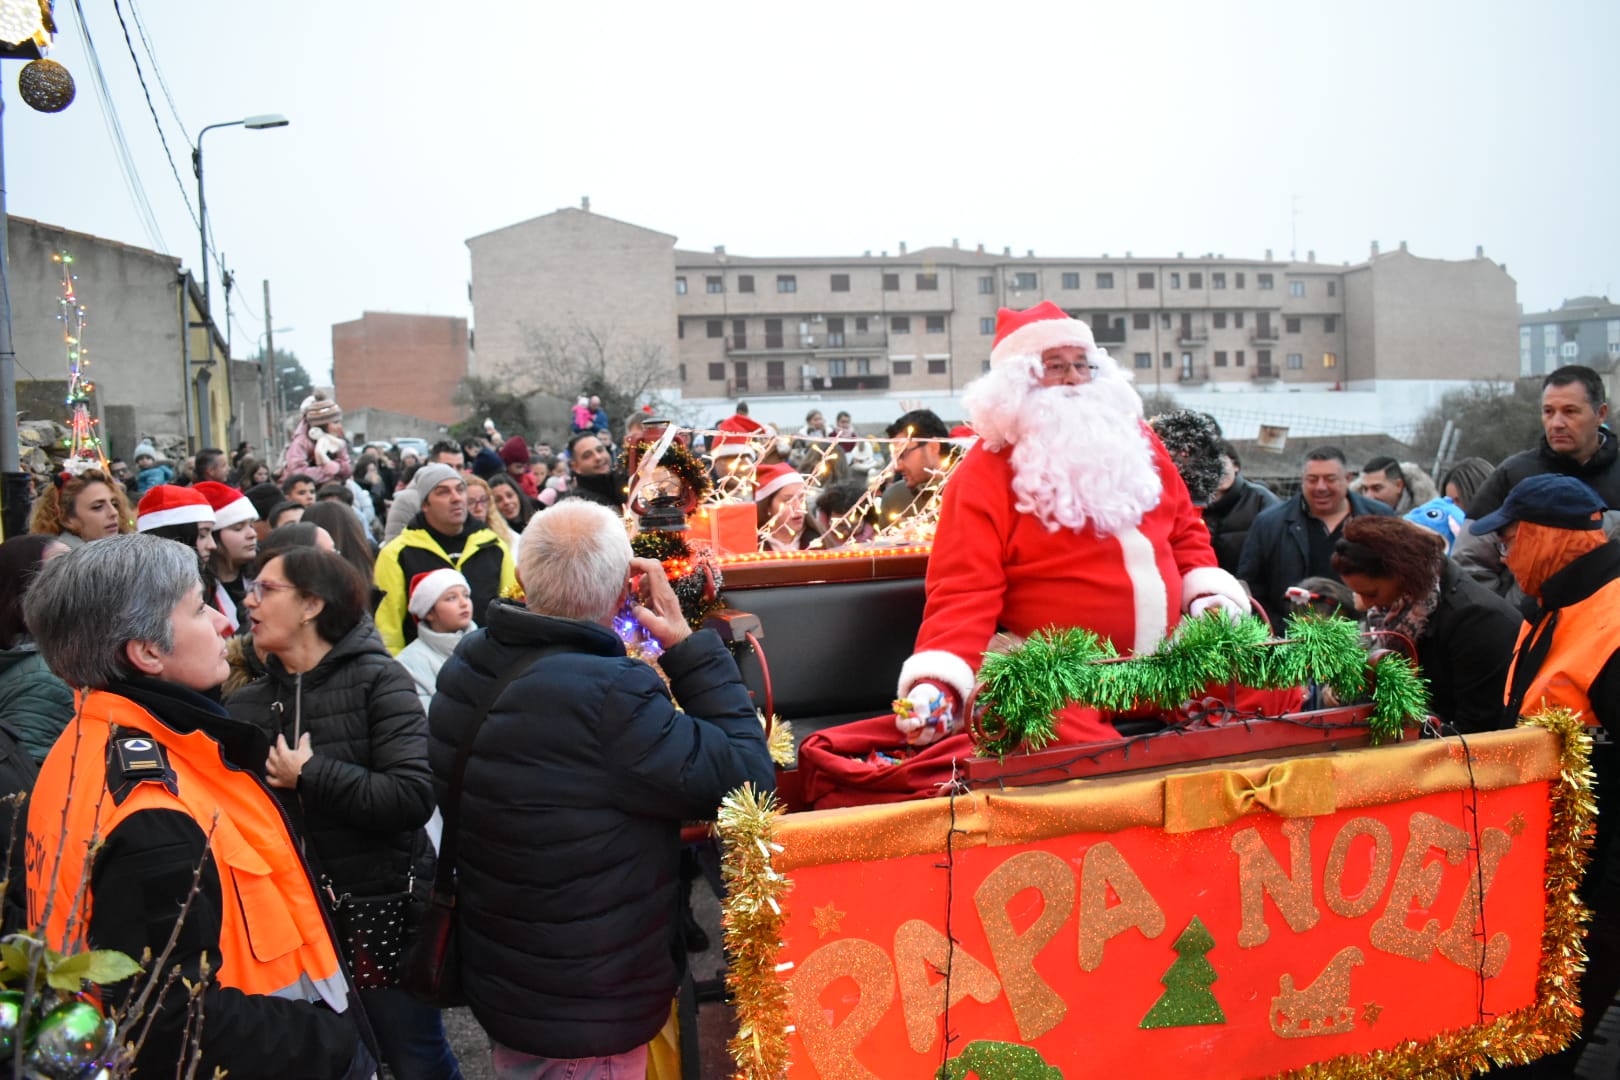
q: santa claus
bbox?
[896,301,1250,744]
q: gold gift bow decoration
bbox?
[1163,758,1337,833]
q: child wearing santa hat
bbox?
[754,462,820,553]
[395,568,474,713]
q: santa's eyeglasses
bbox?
[1040,359,1098,379]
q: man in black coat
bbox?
[1237,445,1394,627]
[428,500,773,1073]
[1203,441,1280,575]
[562,430,628,509]
[1455,365,1620,595]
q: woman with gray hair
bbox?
[22,534,372,1080]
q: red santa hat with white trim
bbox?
[193,481,258,529]
[709,413,766,460]
[752,462,803,503]
[408,568,471,620]
[135,485,215,532]
[989,300,1102,368]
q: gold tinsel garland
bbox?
[1274,705,1594,1079]
[719,783,793,1080]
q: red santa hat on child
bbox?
[135,485,214,532]
[408,568,470,620]
[989,300,1100,368]
[752,462,802,503]
[193,481,258,529]
[710,413,766,460]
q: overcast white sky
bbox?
[7,0,1618,388]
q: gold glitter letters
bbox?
[1232,818,1321,947]
[1369,810,1468,962]
[1078,840,1167,972]
[893,919,1002,1054]
[974,849,1073,1041]
[1435,825,1513,977]
[788,937,894,1080]
[1323,816,1394,919]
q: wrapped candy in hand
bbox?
[894,683,958,746]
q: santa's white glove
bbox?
[895,684,958,747]
[1189,593,1247,623]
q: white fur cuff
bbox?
[898,649,977,703]
[1181,565,1249,614]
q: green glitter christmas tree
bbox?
[1140,916,1226,1029]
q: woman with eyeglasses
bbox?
[1330,514,1522,733]
[225,548,461,1080]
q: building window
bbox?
[1327,281,1337,297]
[1133,312,1151,330]
[707,362,724,381]
[926,315,946,333]
[732,319,747,349]
[826,317,845,347]
[1135,352,1152,369]
[1258,273,1274,290]
[1562,341,1580,358]
[675,276,687,295]
[776,275,797,293]
[1012,271,1038,290]
[916,273,939,291]
[927,359,947,374]
[978,275,994,294]
[1097,272,1115,289]
[980,317,995,335]
[1214,351,1228,367]
[883,273,900,291]
[828,358,847,378]
[1285,316,1302,333]
[706,319,723,339]
[706,275,724,294]
[856,358,871,375]
[855,316,869,333]
[1162,351,1173,368]
[1212,272,1227,289]
[1138,272,1155,289]
[1062,272,1080,289]
[1287,352,1303,370]
[1188,272,1203,289]
[893,360,913,375]
[1170,272,1182,289]
[1235,272,1246,288]
[764,319,783,349]
[1323,352,1338,368]
[830,273,850,292]
[1257,349,1271,370]
[738,274,754,293]
[1235,350,1246,367]
[766,360,785,389]
[733,361,748,390]
[1290,281,1306,297]
[891,315,911,334]
[1324,315,1338,333]
[1233,311,1245,329]
[1214,312,1227,330]
[1161,313,1173,329]
[677,320,684,340]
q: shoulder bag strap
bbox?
[434,644,565,893]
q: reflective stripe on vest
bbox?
[1505,575,1620,725]
[26,691,348,1011]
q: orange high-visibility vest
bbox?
[1505,576,1620,726]
[26,690,349,1009]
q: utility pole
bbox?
[263,279,278,459]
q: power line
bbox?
[109,0,198,233]
[64,0,167,252]
[124,0,190,144]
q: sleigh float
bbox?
[707,546,1593,1080]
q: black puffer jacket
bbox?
[1203,476,1281,574]
[225,615,434,899]
[429,600,774,1059]
[1418,561,1525,733]
[1469,430,1620,520]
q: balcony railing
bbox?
[1093,323,1127,345]
[726,330,888,355]
[1178,327,1209,345]
[1252,365,1281,382]
[1178,364,1209,383]
[1251,326,1280,344]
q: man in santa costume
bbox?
[896,301,1251,745]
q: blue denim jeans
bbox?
[358,986,464,1080]
[491,1041,647,1080]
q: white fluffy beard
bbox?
[965,360,1162,535]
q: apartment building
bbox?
[467,205,1516,435]
[1519,296,1620,377]
[332,311,469,426]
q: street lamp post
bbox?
[188,113,287,453]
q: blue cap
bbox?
[1469,474,1608,535]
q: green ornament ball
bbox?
[24,1000,114,1079]
[0,988,21,1058]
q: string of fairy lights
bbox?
[52,250,110,476]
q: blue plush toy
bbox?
[1405,496,1466,553]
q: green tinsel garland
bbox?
[973,611,1428,759]
[631,530,690,563]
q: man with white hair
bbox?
[896,301,1249,745]
[428,500,774,1077]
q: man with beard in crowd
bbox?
[563,430,627,510]
[894,302,1250,746]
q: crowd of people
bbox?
[3,318,1620,1075]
